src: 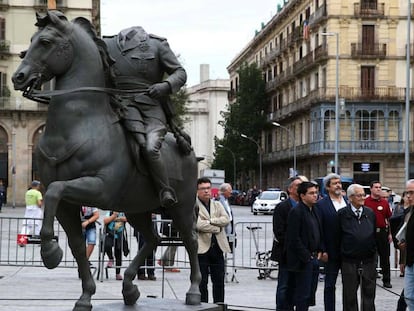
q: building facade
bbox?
[0,0,98,205]
[184,64,230,175]
[227,0,413,193]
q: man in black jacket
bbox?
[272,176,307,311]
[286,181,324,311]
[338,184,377,310]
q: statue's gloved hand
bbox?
[148,82,171,99]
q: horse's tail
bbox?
[168,119,193,155]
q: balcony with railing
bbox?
[266,86,411,121]
[262,46,281,67]
[263,139,404,164]
[354,2,385,17]
[314,44,328,62]
[287,28,303,48]
[309,3,327,30]
[293,51,314,74]
[351,42,387,59]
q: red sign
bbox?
[17,234,28,246]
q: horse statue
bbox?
[12,11,201,311]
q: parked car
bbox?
[251,190,288,215]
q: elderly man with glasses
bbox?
[338,184,377,310]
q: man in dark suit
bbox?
[316,173,347,311]
[286,181,325,311]
[338,184,377,310]
[272,176,307,311]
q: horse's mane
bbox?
[36,11,115,86]
[71,16,115,84]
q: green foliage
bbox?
[170,86,189,129]
[212,63,268,187]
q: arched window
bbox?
[389,110,399,140]
[324,110,335,140]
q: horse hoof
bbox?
[185,292,201,305]
[41,240,63,269]
[122,284,140,305]
[72,300,92,311]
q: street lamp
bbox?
[321,31,339,174]
[272,122,296,176]
[240,134,262,190]
[218,144,236,188]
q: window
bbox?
[0,71,7,96]
[324,110,335,140]
[361,66,375,96]
[0,17,5,41]
[362,25,375,54]
[361,0,378,10]
[356,110,375,141]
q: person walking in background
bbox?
[316,173,347,311]
[135,213,156,280]
[364,180,393,288]
[218,183,235,249]
[80,206,100,264]
[272,175,307,311]
[286,181,324,311]
[158,210,180,272]
[338,184,377,311]
[20,180,43,236]
[104,211,127,280]
[196,177,231,303]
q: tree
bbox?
[170,86,189,129]
[212,62,268,189]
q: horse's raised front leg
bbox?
[56,202,96,311]
[123,213,160,306]
[40,177,104,269]
[170,204,201,305]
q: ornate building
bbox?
[184,64,230,175]
[227,0,413,193]
[0,0,99,205]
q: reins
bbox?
[23,85,149,104]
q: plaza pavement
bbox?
[0,205,406,310]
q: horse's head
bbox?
[12,11,74,92]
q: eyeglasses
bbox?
[406,191,414,196]
[198,187,211,191]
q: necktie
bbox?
[355,209,361,219]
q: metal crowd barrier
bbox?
[0,216,191,273]
[227,221,275,282]
[0,216,401,282]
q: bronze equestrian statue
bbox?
[12,11,201,311]
[103,26,190,209]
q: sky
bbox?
[100,0,283,87]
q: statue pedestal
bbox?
[91,298,223,311]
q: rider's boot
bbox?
[146,156,177,208]
[129,132,177,208]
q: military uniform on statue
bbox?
[104,26,188,208]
